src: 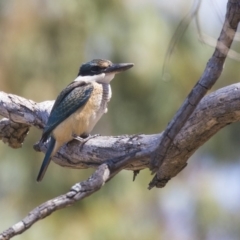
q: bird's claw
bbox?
[72,134,100,150]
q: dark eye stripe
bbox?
[91,66,102,72]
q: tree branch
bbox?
[149,0,240,189]
[0,164,111,240]
[0,148,145,240]
[1,83,240,174]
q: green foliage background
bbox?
[1,0,240,239]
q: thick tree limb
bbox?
[149,0,240,189]
[1,83,240,174]
[0,92,51,129]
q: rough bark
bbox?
[0,119,29,148]
[1,83,240,173]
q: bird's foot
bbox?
[72,134,100,150]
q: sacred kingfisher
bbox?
[37,59,134,182]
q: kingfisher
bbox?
[36,59,134,182]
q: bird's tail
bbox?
[37,136,56,182]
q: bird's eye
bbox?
[91,66,102,72]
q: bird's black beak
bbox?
[104,63,134,74]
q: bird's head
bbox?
[76,59,134,83]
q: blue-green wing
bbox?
[41,81,93,142]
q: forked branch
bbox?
[149,0,240,189]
